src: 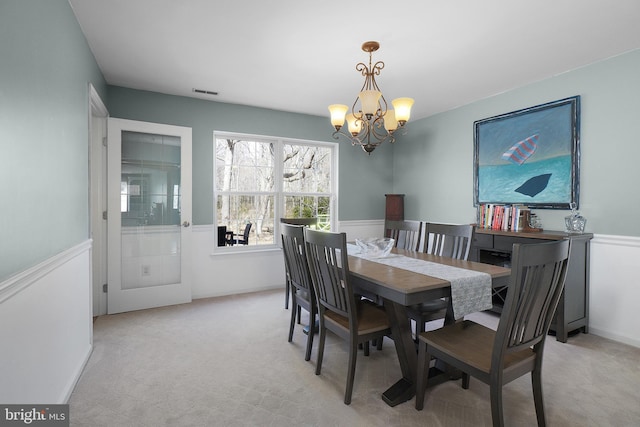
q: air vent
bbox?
[193,88,219,96]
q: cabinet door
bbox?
[493,235,548,251]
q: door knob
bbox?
[182,221,190,228]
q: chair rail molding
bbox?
[0,239,92,304]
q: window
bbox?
[214,132,336,249]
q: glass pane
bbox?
[215,138,275,192]
[282,144,331,193]
[216,194,275,246]
[283,195,331,230]
[121,131,181,290]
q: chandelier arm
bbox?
[370,117,395,143]
[331,127,364,147]
[378,93,389,118]
[371,61,385,76]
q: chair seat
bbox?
[420,320,535,375]
[325,299,390,334]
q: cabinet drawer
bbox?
[494,235,547,251]
[473,233,494,248]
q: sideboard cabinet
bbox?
[470,228,593,342]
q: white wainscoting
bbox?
[589,234,640,348]
[189,221,385,300]
[0,240,93,403]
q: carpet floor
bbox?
[69,289,640,426]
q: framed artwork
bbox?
[473,96,581,209]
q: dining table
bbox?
[347,247,511,407]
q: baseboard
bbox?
[193,283,283,300]
[588,327,640,349]
[62,344,93,403]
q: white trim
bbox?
[337,219,385,241]
[591,233,640,248]
[0,240,92,304]
[89,84,108,117]
[62,345,93,403]
[588,326,640,349]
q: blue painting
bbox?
[473,96,580,209]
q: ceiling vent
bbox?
[192,88,218,96]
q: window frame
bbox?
[213,131,338,252]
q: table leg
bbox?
[381,298,461,407]
[381,299,417,407]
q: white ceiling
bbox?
[69,0,640,121]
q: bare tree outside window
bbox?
[215,134,334,248]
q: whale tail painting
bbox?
[502,134,539,165]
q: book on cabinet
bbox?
[477,204,536,232]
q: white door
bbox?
[107,118,192,314]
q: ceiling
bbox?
[69,0,640,121]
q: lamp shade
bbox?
[346,113,362,135]
[328,104,348,128]
[359,90,382,116]
[392,97,414,124]
[383,110,398,132]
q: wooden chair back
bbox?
[496,240,570,357]
[304,229,353,319]
[281,224,314,297]
[281,223,316,360]
[384,220,422,251]
[280,218,316,308]
[241,222,252,242]
[424,223,473,260]
[280,217,318,228]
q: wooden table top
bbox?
[348,248,511,306]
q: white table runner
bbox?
[348,245,492,320]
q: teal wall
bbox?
[0,0,107,281]
[107,87,395,225]
[394,49,640,237]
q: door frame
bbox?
[89,84,109,317]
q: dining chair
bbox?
[280,223,316,361]
[304,228,392,405]
[415,239,571,427]
[407,223,474,337]
[226,222,252,245]
[384,220,422,251]
[281,217,318,309]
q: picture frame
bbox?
[473,96,581,209]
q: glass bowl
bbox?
[355,237,395,258]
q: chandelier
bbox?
[328,41,414,154]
